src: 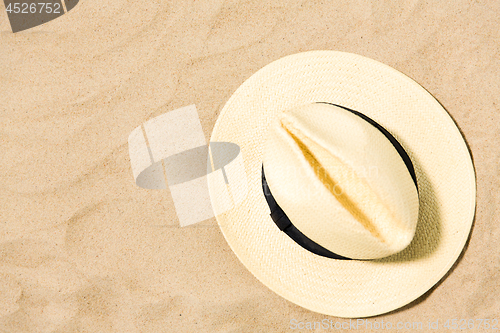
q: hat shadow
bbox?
[383,214,476,316]
[374,150,441,263]
[381,97,478,311]
[355,96,477,315]
[374,95,476,264]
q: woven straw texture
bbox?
[208,51,476,318]
[264,103,420,259]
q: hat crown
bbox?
[263,103,419,259]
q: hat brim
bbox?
[208,51,476,318]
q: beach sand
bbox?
[1,1,499,332]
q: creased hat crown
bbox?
[263,103,419,259]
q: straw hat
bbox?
[208,51,476,318]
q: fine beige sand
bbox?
[1,1,499,332]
